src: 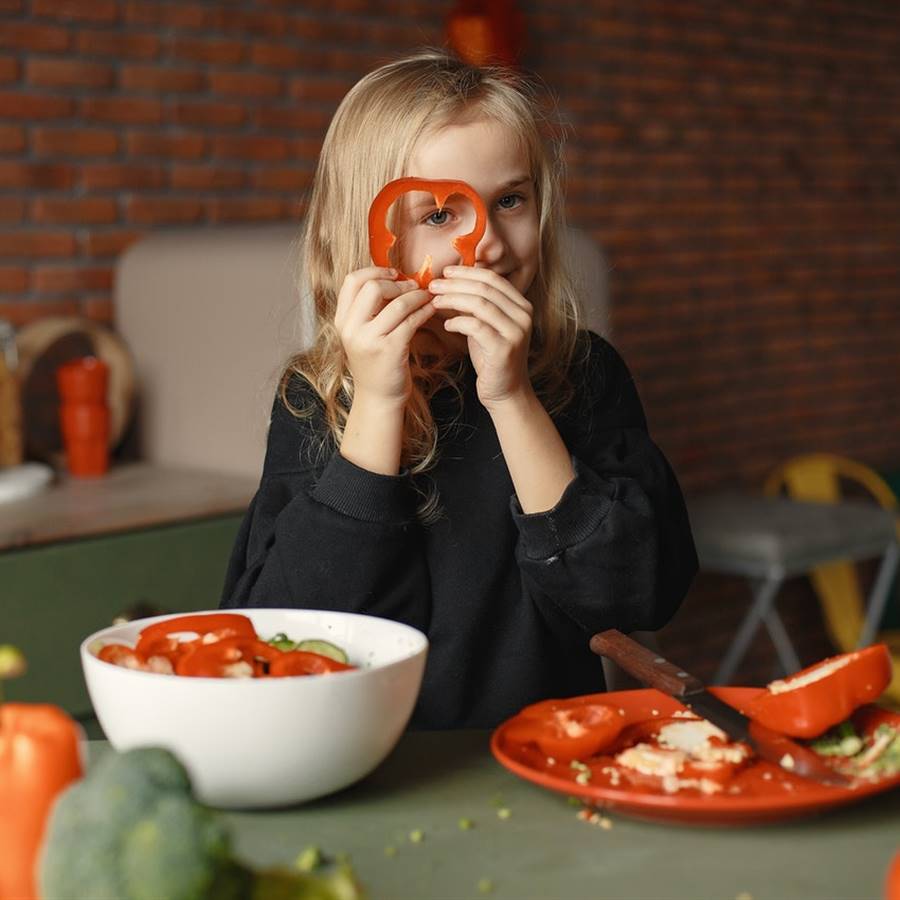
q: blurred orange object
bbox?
[0,703,83,900]
[56,357,110,477]
[886,850,900,900]
[447,0,525,67]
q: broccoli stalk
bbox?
[39,747,364,900]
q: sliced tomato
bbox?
[174,637,279,678]
[97,643,146,670]
[504,699,625,761]
[745,644,891,739]
[135,613,257,663]
[268,650,355,677]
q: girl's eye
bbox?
[423,208,453,227]
[497,193,525,210]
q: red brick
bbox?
[125,131,206,161]
[169,165,246,190]
[124,1,213,29]
[211,8,287,36]
[32,0,118,22]
[81,96,162,125]
[172,37,244,65]
[0,299,79,325]
[212,134,289,162]
[209,70,282,99]
[81,230,144,258]
[254,106,331,131]
[31,197,118,225]
[33,127,119,157]
[81,164,166,190]
[208,198,287,223]
[289,78,353,103]
[0,198,25,222]
[81,294,114,322]
[0,23,70,53]
[32,265,113,293]
[287,138,322,162]
[250,42,305,70]
[0,232,76,257]
[0,125,25,154]
[26,58,114,90]
[77,30,160,59]
[0,162,74,189]
[0,57,19,84]
[0,266,27,292]
[127,197,204,225]
[0,92,74,119]
[170,101,245,128]
[120,64,206,93]
[252,168,313,192]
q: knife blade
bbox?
[590,629,852,788]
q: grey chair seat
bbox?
[684,491,900,684]
[688,493,898,579]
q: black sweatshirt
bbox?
[220,332,698,728]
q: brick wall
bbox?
[3,0,899,681]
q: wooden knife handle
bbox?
[589,629,705,697]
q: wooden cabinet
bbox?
[1,464,254,718]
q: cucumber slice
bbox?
[295,639,349,664]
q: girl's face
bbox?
[393,118,540,347]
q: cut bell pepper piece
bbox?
[367,177,488,288]
[745,643,891,739]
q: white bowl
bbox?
[81,608,428,808]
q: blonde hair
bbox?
[283,48,584,518]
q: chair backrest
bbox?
[115,222,610,478]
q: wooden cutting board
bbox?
[17,317,136,464]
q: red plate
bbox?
[491,687,900,826]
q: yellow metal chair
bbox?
[764,453,900,705]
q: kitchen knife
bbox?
[590,629,852,788]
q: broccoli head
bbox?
[39,746,363,900]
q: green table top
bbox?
[89,731,899,900]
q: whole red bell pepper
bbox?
[745,643,891,739]
[0,703,83,900]
[368,177,488,288]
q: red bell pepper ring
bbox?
[269,650,355,677]
[97,643,146,670]
[175,636,279,678]
[135,613,257,664]
[745,643,891,739]
[503,697,625,761]
[367,177,488,288]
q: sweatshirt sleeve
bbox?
[511,333,697,637]
[220,378,431,633]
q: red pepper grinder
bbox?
[56,356,110,477]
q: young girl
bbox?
[221,49,697,728]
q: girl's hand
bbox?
[429,265,534,410]
[334,266,435,407]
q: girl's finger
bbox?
[440,266,532,312]
[371,288,432,336]
[443,314,504,352]
[432,292,525,342]
[430,278,531,331]
[335,267,398,323]
[344,279,416,330]
[391,298,437,342]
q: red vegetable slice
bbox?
[367,177,488,288]
[268,650,355,677]
[745,644,891,739]
[503,698,625,761]
[174,637,279,678]
[135,613,257,664]
[97,644,146,670]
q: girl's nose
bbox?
[474,215,506,267]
